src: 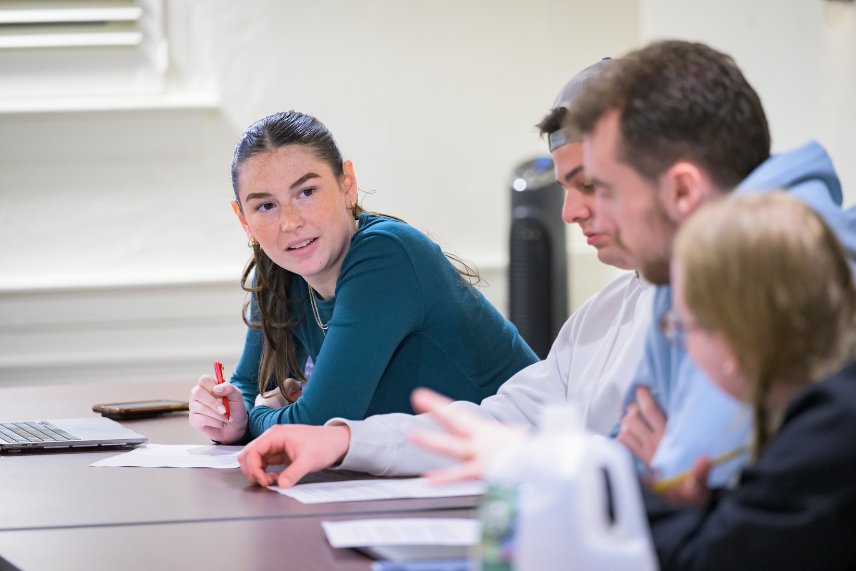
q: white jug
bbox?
[485,406,659,571]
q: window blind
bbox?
[0,1,147,49]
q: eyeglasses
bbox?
[659,308,687,347]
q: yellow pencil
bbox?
[650,446,750,493]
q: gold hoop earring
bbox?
[249,237,259,248]
[349,202,355,210]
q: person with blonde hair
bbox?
[643,191,856,569]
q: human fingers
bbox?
[636,386,667,433]
[189,376,227,428]
[257,470,280,487]
[276,454,318,489]
[408,428,473,461]
[411,389,480,438]
[191,375,221,412]
[624,402,653,433]
[255,387,289,409]
[668,457,712,508]
[238,443,269,486]
[212,383,248,423]
[411,388,455,415]
[622,405,656,445]
[245,425,350,488]
[688,457,712,488]
[190,384,229,422]
[261,388,282,399]
[618,405,654,453]
[238,434,288,486]
[284,383,303,404]
[196,375,217,391]
[622,420,657,464]
[247,453,293,487]
[423,461,483,485]
[616,430,645,462]
[188,394,228,424]
[282,378,304,403]
[241,457,280,488]
[189,410,227,431]
[213,382,244,405]
[188,393,228,431]
[616,418,648,463]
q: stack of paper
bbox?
[322,518,480,548]
[323,518,480,562]
[269,477,486,504]
[90,444,243,469]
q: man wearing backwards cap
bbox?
[236,60,657,488]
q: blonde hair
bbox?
[674,192,856,457]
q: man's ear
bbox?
[232,200,255,241]
[659,162,717,222]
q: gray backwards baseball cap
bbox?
[548,58,613,152]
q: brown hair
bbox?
[566,40,770,191]
[231,111,480,401]
[536,106,567,138]
[674,193,856,457]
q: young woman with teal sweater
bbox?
[188,111,538,444]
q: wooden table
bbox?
[0,509,477,571]
[0,382,477,570]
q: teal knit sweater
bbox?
[231,213,538,439]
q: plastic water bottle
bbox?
[483,405,659,571]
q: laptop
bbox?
[0,417,147,452]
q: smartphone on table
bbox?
[92,400,189,420]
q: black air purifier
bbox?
[508,157,569,359]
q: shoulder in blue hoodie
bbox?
[621,141,856,487]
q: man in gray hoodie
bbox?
[567,40,856,486]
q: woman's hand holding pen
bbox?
[189,375,248,444]
[238,424,351,488]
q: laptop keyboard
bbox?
[0,422,81,444]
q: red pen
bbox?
[214,361,230,421]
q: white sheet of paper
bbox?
[268,477,486,504]
[322,518,480,548]
[90,444,243,469]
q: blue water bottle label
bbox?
[477,484,517,571]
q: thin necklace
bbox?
[308,285,328,335]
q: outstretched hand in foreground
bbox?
[408,388,528,484]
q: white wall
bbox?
[0,277,246,387]
[174,0,641,278]
[641,0,856,207]
[0,0,639,386]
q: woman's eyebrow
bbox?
[290,172,320,189]
[243,173,319,201]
